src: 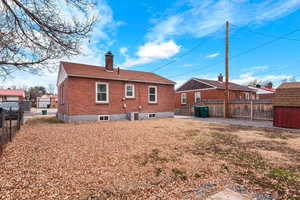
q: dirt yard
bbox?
[0,117,299,200]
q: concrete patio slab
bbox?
[175,115,300,131]
[207,189,253,200]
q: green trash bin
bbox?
[42,110,47,115]
[199,106,209,118]
[194,106,201,117]
[194,106,209,118]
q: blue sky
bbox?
[3,0,300,91]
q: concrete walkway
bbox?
[24,108,57,117]
[207,189,253,200]
[175,115,298,131]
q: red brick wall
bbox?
[58,77,175,115]
[175,89,255,108]
[258,93,274,99]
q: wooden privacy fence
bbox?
[176,99,273,121]
[0,107,24,153]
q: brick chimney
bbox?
[267,82,273,89]
[105,51,113,71]
[218,73,223,82]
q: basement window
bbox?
[98,115,110,121]
[148,113,156,118]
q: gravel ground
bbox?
[0,117,299,200]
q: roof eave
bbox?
[68,74,176,85]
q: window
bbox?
[148,113,156,118]
[60,85,64,104]
[148,86,157,103]
[245,92,251,100]
[98,115,110,121]
[195,92,201,104]
[125,84,135,98]
[96,82,109,103]
[181,93,187,104]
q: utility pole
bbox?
[225,21,230,118]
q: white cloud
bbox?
[183,64,193,67]
[146,16,183,42]
[250,65,269,71]
[206,53,220,58]
[137,40,180,59]
[121,40,181,67]
[119,47,128,55]
[61,0,122,66]
[147,0,300,41]
[231,72,295,86]
[255,0,300,23]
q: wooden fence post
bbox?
[250,100,253,121]
[9,107,12,142]
[17,108,21,130]
[0,108,4,145]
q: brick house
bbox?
[0,89,25,102]
[175,74,255,109]
[248,82,275,100]
[57,51,175,122]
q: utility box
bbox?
[128,112,139,121]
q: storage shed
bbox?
[273,82,300,129]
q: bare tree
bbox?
[47,83,55,94]
[0,0,97,77]
[246,79,261,86]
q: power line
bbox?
[230,23,300,42]
[169,24,300,79]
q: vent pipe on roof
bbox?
[105,51,114,71]
[117,67,120,75]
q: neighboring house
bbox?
[57,51,175,122]
[37,95,50,108]
[273,82,300,129]
[37,94,58,108]
[50,95,58,108]
[0,89,25,102]
[175,74,256,109]
[248,82,276,100]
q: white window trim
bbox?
[194,92,201,103]
[96,82,109,103]
[245,92,250,100]
[148,86,157,103]
[148,113,156,118]
[60,85,64,104]
[125,84,135,98]
[98,115,110,121]
[181,93,187,104]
